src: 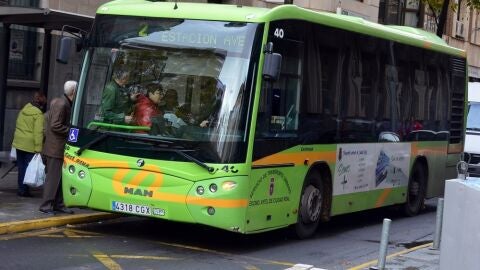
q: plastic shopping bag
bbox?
[23,154,45,187]
[9,147,16,160]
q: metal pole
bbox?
[432,198,444,250]
[40,29,51,96]
[457,160,468,180]
[371,218,391,270]
[0,23,11,151]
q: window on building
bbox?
[471,12,480,45]
[379,0,421,27]
[6,0,40,81]
[8,27,38,81]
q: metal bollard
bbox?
[432,198,444,250]
[370,218,391,270]
[457,160,469,180]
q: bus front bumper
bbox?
[62,166,249,233]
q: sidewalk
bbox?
[350,243,440,270]
[0,165,118,235]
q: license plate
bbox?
[111,201,151,216]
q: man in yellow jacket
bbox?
[12,91,47,197]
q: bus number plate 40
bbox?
[112,201,151,216]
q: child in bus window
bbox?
[133,83,163,129]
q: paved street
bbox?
[0,164,440,270]
[0,210,439,270]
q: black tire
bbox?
[294,171,324,239]
[403,163,426,216]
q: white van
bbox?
[465,82,480,176]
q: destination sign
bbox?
[158,32,245,48]
[122,20,253,54]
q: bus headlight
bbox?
[222,181,237,191]
[196,186,205,195]
[68,165,75,174]
[209,183,218,193]
[78,170,86,179]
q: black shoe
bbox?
[39,208,55,215]
[54,207,74,214]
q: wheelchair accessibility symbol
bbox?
[68,128,79,142]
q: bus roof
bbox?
[98,1,465,57]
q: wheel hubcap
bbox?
[301,185,322,223]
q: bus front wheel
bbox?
[403,163,426,216]
[294,171,324,239]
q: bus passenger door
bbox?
[248,26,304,232]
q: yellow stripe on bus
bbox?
[375,188,392,208]
[253,151,336,166]
[423,41,432,49]
[112,169,131,195]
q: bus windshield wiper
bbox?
[76,133,110,156]
[145,146,214,173]
[174,149,215,173]
[466,127,480,131]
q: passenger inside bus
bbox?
[100,69,139,124]
[133,83,163,129]
[160,89,179,113]
[161,89,187,128]
[196,80,224,128]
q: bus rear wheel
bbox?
[403,163,426,216]
[294,171,324,239]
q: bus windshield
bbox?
[74,15,260,163]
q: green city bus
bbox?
[61,0,466,238]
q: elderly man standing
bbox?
[39,81,77,215]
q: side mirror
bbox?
[56,25,88,64]
[56,36,74,64]
[263,53,282,81]
[262,42,282,81]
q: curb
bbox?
[0,212,119,235]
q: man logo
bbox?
[137,159,145,167]
[124,187,153,197]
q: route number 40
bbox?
[274,28,284,39]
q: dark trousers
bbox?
[16,149,35,195]
[39,156,64,210]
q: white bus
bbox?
[465,82,480,176]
